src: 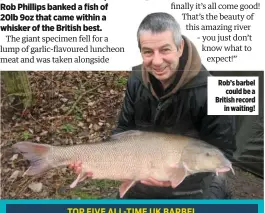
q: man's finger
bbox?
[75,166,82,174]
[69,161,81,168]
[75,161,82,167]
[140,180,154,186]
[140,178,171,187]
[161,182,171,187]
[140,179,163,186]
[148,178,162,185]
[86,171,93,177]
[146,177,165,186]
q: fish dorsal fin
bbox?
[110,130,143,140]
[168,163,188,188]
[119,180,136,198]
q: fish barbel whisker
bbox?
[230,166,235,175]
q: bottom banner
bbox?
[0,200,264,213]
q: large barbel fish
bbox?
[12,130,235,198]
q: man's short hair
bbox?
[137,12,182,50]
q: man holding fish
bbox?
[69,12,237,199]
[13,12,237,199]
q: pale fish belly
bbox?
[76,142,180,182]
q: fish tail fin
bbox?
[12,141,53,176]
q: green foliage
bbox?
[21,131,32,140]
[70,190,100,199]
[74,106,83,121]
[61,124,75,133]
[115,76,127,88]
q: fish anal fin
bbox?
[119,180,136,198]
[167,165,187,189]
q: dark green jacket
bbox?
[113,36,236,198]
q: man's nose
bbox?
[152,52,163,66]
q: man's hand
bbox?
[68,161,93,177]
[140,178,172,187]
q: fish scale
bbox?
[50,133,182,180]
[12,130,235,198]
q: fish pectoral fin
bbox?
[70,173,82,188]
[168,166,187,188]
[79,174,89,182]
[70,171,88,188]
[119,180,136,198]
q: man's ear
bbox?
[177,39,184,57]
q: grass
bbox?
[61,123,75,133]
[90,179,121,188]
[115,76,127,88]
[21,130,33,140]
[69,189,101,199]
[59,179,120,199]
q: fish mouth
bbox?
[216,165,235,176]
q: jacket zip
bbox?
[154,101,162,123]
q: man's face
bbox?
[139,30,184,83]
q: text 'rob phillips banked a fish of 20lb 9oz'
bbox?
[1,3,107,32]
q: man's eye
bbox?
[143,51,152,55]
[162,49,170,53]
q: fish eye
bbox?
[206,152,210,157]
